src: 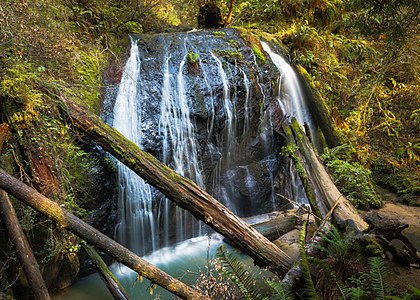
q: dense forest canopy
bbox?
[0,0,419,298]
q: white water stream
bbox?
[57,32,320,300]
[113,38,156,255]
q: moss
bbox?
[213,49,244,62]
[281,143,321,218]
[121,21,143,34]
[229,39,240,48]
[251,44,266,64]
[214,31,226,37]
[72,51,102,111]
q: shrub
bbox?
[321,145,382,209]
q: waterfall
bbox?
[109,30,317,256]
[62,31,329,299]
[261,42,318,149]
[241,69,251,139]
[261,41,312,205]
[112,38,156,255]
[211,52,235,158]
[158,37,204,243]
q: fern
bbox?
[368,257,387,300]
[266,280,293,300]
[316,225,351,260]
[216,246,268,300]
[337,281,366,300]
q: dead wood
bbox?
[0,190,50,300]
[0,168,208,300]
[61,98,294,275]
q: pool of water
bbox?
[53,235,251,299]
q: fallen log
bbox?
[82,243,130,300]
[61,98,294,275]
[280,119,368,232]
[0,168,208,300]
[0,190,50,300]
[247,210,300,241]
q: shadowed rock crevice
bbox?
[198,3,223,28]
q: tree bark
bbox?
[0,190,50,300]
[0,123,9,153]
[224,0,235,26]
[0,169,208,300]
[61,98,294,275]
[82,243,130,300]
[281,119,369,232]
[249,211,300,241]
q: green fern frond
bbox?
[368,256,387,300]
[216,246,268,300]
[266,280,293,300]
[337,281,366,300]
[299,222,318,300]
[316,225,354,260]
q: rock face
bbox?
[100,28,333,254]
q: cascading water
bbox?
[110,31,319,254]
[113,37,156,255]
[261,41,313,205]
[59,29,330,300]
[261,42,319,147]
[159,37,204,243]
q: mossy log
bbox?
[0,169,208,300]
[0,190,50,300]
[280,118,368,232]
[82,243,130,300]
[61,97,294,275]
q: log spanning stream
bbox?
[56,28,325,299]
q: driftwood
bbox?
[0,190,50,300]
[0,168,208,300]
[61,98,294,275]
[82,243,130,300]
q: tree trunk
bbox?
[224,0,235,26]
[0,190,50,300]
[0,123,9,153]
[281,119,369,232]
[249,210,300,241]
[61,98,294,275]
[0,169,208,300]
[82,243,130,300]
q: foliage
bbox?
[193,258,238,299]
[266,280,293,300]
[213,49,244,62]
[336,256,392,300]
[214,31,226,37]
[187,50,199,64]
[321,145,382,209]
[216,246,268,300]
[348,0,420,46]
